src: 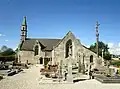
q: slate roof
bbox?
[20,37,94,54]
[20,38,61,51]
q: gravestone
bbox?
[81,53,85,74]
[87,64,92,79]
[78,59,81,73]
[59,60,63,78]
[87,64,90,79]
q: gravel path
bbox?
[0,64,120,89]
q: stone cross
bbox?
[96,21,100,58]
[67,55,73,83]
[87,64,92,79]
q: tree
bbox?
[1,48,15,56]
[0,45,8,52]
[0,45,15,56]
[89,41,111,60]
[0,45,16,62]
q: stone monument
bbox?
[67,46,73,83]
[67,56,73,83]
[81,53,85,74]
[78,54,81,73]
[87,64,92,79]
[59,59,63,78]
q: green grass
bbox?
[110,60,120,75]
[110,60,120,67]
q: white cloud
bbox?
[86,45,90,48]
[0,33,2,36]
[0,33,5,36]
[102,40,107,44]
[108,43,120,55]
[12,47,16,51]
[5,40,8,42]
[108,43,114,48]
[118,43,120,47]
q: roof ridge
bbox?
[27,38,61,40]
[21,38,61,51]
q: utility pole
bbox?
[96,21,100,58]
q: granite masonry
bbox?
[17,16,104,72]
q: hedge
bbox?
[0,55,16,62]
[0,75,3,80]
[110,60,120,67]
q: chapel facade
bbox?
[17,16,104,71]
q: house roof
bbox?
[20,38,61,51]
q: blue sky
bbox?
[0,0,120,52]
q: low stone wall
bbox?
[95,75,120,83]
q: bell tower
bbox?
[21,16,27,42]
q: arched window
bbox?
[23,27,25,30]
[35,45,39,56]
[65,39,72,58]
[90,55,93,63]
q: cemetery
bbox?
[0,60,28,79]
[0,17,120,89]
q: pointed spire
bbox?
[22,16,27,25]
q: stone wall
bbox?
[19,51,35,64]
[52,31,103,70]
[78,45,103,70]
[33,40,45,64]
[53,32,83,66]
[19,31,103,69]
[19,50,46,64]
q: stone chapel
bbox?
[17,16,104,71]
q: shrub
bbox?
[104,53,112,60]
[106,74,111,77]
[0,75,3,80]
[110,60,120,67]
[45,73,50,78]
[118,68,120,75]
[93,68,99,71]
[40,68,44,72]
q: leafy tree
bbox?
[89,41,111,60]
[0,45,16,62]
[0,45,8,52]
[104,52,112,60]
[1,48,15,56]
[0,45,15,56]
